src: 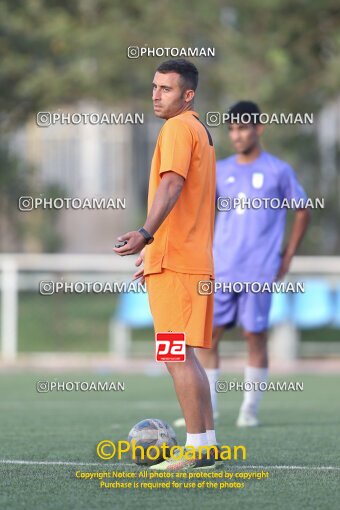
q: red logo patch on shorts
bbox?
[155,332,186,362]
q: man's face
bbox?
[152,71,193,119]
[228,123,262,154]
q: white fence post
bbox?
[269,322,300,361]
[1,258,18,361]
[109,317,131,360]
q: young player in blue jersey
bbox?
[175,101,311,428]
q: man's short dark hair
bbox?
[156,59,199,91]
[228,100,262,124]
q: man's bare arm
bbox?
[276,208,311,280]
[143,171,185,236]
[113,171,185,256]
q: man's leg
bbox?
[193,350,220,446]
[196,326,225,419]
[196,290,237,420]
[151,346,218,470]
[245,330,268,368]
[237,330,269,427]
[174,287,236,428]
[237,290,271,427]
[166,345,213,446]
[173,325,224,428]
[150,345,217,470]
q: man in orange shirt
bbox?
[114,59,218,470]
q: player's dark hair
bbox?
[156,59,199,91]
[228,100,262,125]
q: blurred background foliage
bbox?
[1,0,339,122]
[0,0,340,253]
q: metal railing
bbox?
[1,254,340,361]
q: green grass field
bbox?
[0,371,339,510]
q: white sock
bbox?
[205,368,220,415]
[185,432,208,449]
[241,365,268,415]
[206,429,217,446]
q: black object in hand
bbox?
[115,241,128,248]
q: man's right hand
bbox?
[132,247,146,284]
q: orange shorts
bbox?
[145,268,214,349]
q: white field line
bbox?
[0,460,136,467]
[0,460,339,470]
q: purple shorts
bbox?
[213,287,272,333]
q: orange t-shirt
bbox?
[144,110,216,277]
